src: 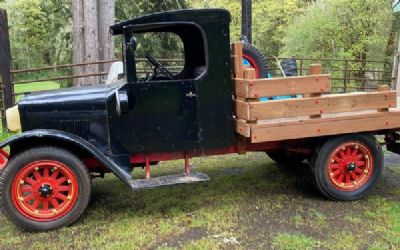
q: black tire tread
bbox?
[242,43,269,78]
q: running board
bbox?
[131,172,210,190]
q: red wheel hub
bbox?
[243,54,260,78]
[327,142,374,191]
[11,160,79,222]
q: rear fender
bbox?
[0,129,133,186]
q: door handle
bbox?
[185,91,197,98]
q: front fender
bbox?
[0,129,133,186]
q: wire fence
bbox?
[0,57,392,126]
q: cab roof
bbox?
[110,8,231,35]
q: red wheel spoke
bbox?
[55,177,67,185]
[333,156,342,163]
[58,185,71,192]
[31,199,40,210]
[345,146,351,156]
[337,174,345,183]
[50,198,59,208]
[24,193,35,202]
[356,161,365,167]
[24,177,37,185]
[21,185,33,192]
[355,168,364,174]
[339,150,346,159]
[50,169,60,180]
[345,174,351,184]
[43,167,49,178]
[55,193,67,201]
[350,172,358,181]
[33,171,42,181]
[356,154,364,160]
[351,148,359,157]
[42,201,49,211]
[333,169,341,177]
[331,164,340,170]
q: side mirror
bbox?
[127,36,137,51]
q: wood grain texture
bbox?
[234,74,331,98]
[231,55,243,78]
[235,91,396,120]
[249,110,400,143]
[309,64,322,75]
[231,42,243,78]
[235,119,251,138]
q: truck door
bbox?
[109,79,200,153]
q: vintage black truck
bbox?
[1,8,400,231]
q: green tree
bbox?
[187,0,307,57]
[1,0,71,69]
[282,0,394,61]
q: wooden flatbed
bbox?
[231,43,400,143]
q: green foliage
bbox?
[1,0,71,69]
[282,0,394,61]
[116,0,188,21]
[1,0,398,75]
[187,0,307,57]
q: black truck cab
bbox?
[14,9,234,158]
[109,8,234,154]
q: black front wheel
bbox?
[313,134,383,201]
[0,147,91,231]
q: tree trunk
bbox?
[72,0,85,87]
[98,0,115,73]
[83,0,99,85]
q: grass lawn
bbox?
[13,81,60,101]
[0,82,399,249]
[0,153,399,249]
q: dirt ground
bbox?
[0,152,399,250]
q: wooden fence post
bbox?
[344,60,349,93]
[0,9,15,129]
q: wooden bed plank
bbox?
[235,91,396,120]
[235,119,251,138]
[234,74,331,98]
[249,110,400,143]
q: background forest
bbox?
[0,0,398,71]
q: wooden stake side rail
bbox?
[235,91,397,121]
[230,41,400,143]
[234,75,332,98]
[236,109,400,143]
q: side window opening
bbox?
[135,32,184,81]
[133,25,207,82]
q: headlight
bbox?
[6,105,21,131]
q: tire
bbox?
[0,147,91,231]
[267,151,307,167]
[242,43,269,78]
[313,134,383,201]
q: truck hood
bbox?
[18,84,122,112]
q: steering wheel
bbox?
[146,54,174,80]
